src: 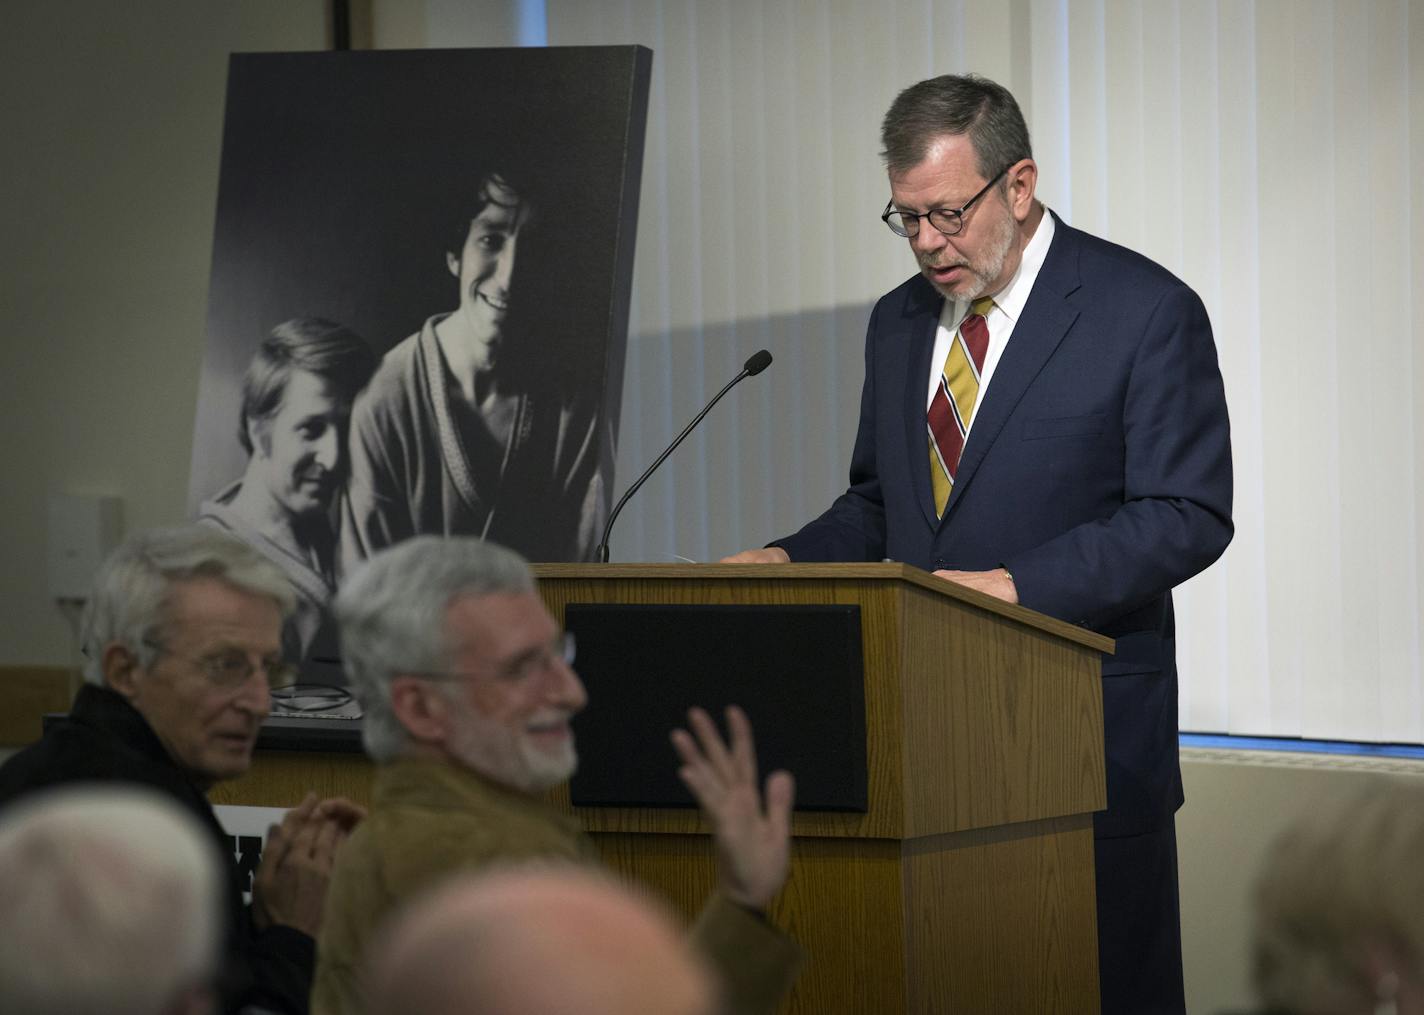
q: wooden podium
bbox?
[216,563,1109,1013]
[536,563,1109,1013]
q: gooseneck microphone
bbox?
[595,349,773,563]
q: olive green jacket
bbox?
[312,758,800,1015]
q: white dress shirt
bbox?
[924,209,1057,447]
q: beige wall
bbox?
[0,3,532,672]
[0,2,326,667]
[0,3,334,669]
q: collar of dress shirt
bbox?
[946,205,1057,329]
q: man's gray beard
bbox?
[923,205,1016,301]
[447,703,578,794]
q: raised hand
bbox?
[670,705,795,910]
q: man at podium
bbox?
[725,73,1233,1014]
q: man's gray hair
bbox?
[0,785,223,1015]
[1252,778,1424,1013]
[880,73,1033,179]
[335,537,536,762]
[81,524,296,685]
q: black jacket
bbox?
[0,684,315,1014]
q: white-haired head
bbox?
[82,524,295,686]
[0,785,224,1015]
[1253,778,1424,1014]
[335,536,535,762]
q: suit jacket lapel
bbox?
[899,279,944,529]
[942,215,1083,522]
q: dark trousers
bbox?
[1094,818,1186,1015]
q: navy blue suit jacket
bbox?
[777,213,1233,837]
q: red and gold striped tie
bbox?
[928,296,994,517]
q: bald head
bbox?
[366,867,718,1015]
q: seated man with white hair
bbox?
[313,536,800,1015]
[0,785,224,1015]
[0,525,363,1015]
[1251,778,1424,1015]
[366,866,720,1015]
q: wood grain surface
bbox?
[536,566,1106,840]
[594,831,909,1014]
[0,665,73,746]
[209,751,375,808]
[533,563,1114,653]
[902,815,1101,1012]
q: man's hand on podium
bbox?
[670,705,795,911]
[719,547,791,564]
[934,567,1019,604]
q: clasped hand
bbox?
[670,705,795,911]
[252,792,366,937]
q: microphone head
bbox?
[743,349,773,376]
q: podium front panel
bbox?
[566,603,867,811]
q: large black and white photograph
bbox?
[186,46,650,676]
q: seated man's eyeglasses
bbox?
[412,632,576,686]
[881,164,1012,238]
[141,638,299,689]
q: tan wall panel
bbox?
[0,666,73,746]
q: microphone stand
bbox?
[595,350,772,563]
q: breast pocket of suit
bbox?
[1021,413,1108,441]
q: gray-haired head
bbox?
[335,536,535,762]
[365,864,720,1015]
[1252,778,1424,1014]
[0,785,223,1015]
[81,525,296,686]
[880,73,1033,179]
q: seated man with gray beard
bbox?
[312,537,800,1015]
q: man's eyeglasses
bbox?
[881,164,1012,238]
[142,638,298,689]
[412,632,576,686]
